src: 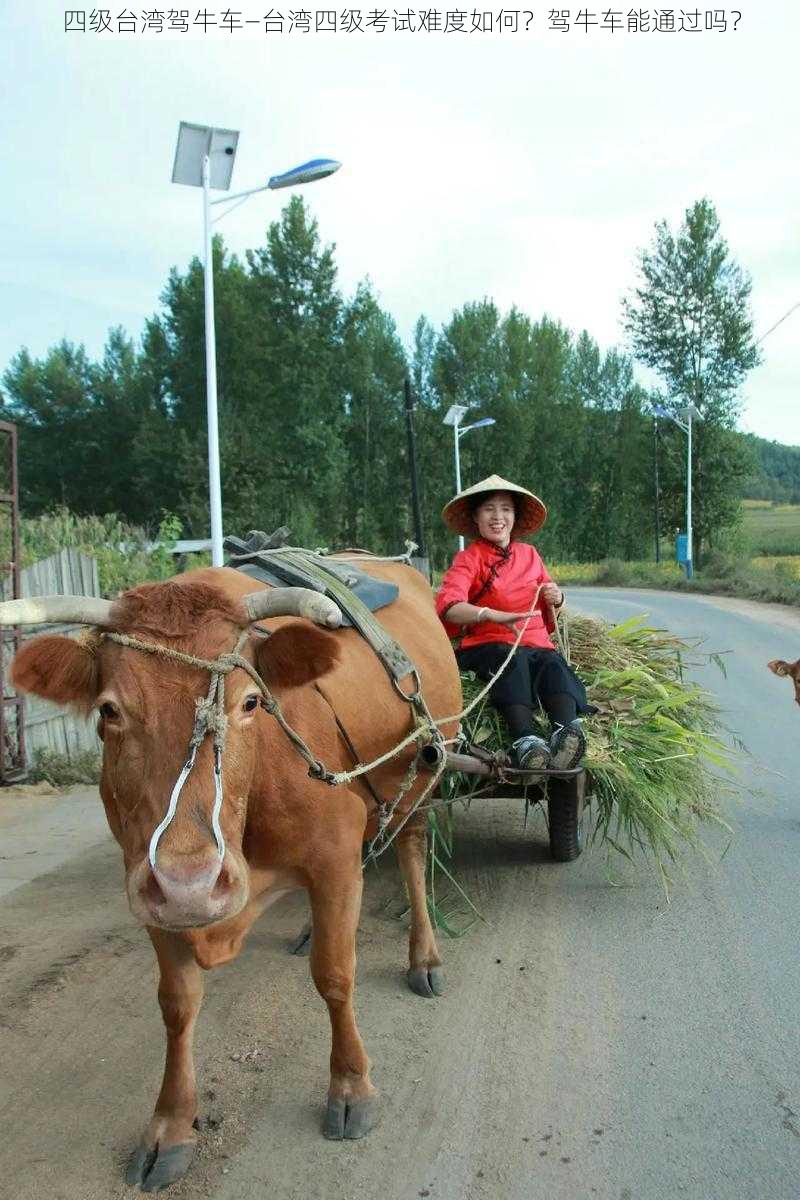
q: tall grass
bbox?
[741,503,800,556]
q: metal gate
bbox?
[0,420,25,782]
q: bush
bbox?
[20,508,184,596]
[28,748,102,787]
[700,549,738,581]
[594,557,629,586]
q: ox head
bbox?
[768,658,800,707]
[1,579,342,931]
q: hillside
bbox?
[740,431,800,503]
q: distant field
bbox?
[741,503,800,555]
[750,555,800,579]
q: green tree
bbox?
[244,197,347,543]
[148,238,256,537]
[622,198,760,561]
[1,341,97,514]
[340,282,409,548]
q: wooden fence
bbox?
[2,549,102,763]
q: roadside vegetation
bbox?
[555,555,800,607]
[551,501,800,607]
[27,747,102,787]
[18,508,195,596]
[740,499,800,555]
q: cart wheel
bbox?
[547,772,586,862]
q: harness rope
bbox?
[103,584,567,868]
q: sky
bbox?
[2,1,798,447]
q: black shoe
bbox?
[511,734,551,771]
[549,720,586,770]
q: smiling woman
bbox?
[436,474,597,773]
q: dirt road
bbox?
[1,590,799,1200]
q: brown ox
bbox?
[768,657,800,706]
[3,562,460,1192]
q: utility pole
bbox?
[653,414,661,564]
[403,378,429,579]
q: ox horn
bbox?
[0,596,116,627]
[243,587,342,629]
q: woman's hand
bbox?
[541,582,564,607]
[489,608,540,627]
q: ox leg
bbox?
[127,929,203,1192]
[395,820,445,998]
[308,865,378,1140]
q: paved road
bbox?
[1,589,798,1200]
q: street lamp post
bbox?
[171,122,341,566]
[652,412,661,564]
[654,402,702,579]
[442,405,497,551]
[201,153,224,566]
[403,378,426,562]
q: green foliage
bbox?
[741,434,800,504]
[416,304,655,570]
[623,199,761,563]
[555,552,800,607]
[28,747,102,787]
[741,502,800,555]
[2,193,788,571]
[20,507,182,596]
[594,557,630,586]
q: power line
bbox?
[756,300,800,346]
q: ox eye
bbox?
[243,695,260,713]
[99,701,119,721]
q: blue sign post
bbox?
[676,533,689,573]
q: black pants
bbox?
[456,643,596,738]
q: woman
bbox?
[435,474,594,771]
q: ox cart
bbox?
[421,738,588,863]
[223,533,589,867]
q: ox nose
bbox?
[143,853,236,927]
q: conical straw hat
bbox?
[441,474,547,537]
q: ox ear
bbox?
[11,634,99,713]
[768,659,792,677]
[254,623,341,689]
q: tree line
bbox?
[742,435,800,504]
[1,196,763,570]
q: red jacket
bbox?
[435,539,558,651]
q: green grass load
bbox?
[426,612,741,921]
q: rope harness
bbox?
[103,581,565,870]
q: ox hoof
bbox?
[323,1094,379,1141]
[407,966,445,998]
[126,1140,196,1192]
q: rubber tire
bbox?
[547,773,586,862]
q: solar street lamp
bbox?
[171,121,342,566]
[460,417,497,435]
[442,405,497,550]
[654,402,703,579]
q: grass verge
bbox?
[553,556,800,607]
